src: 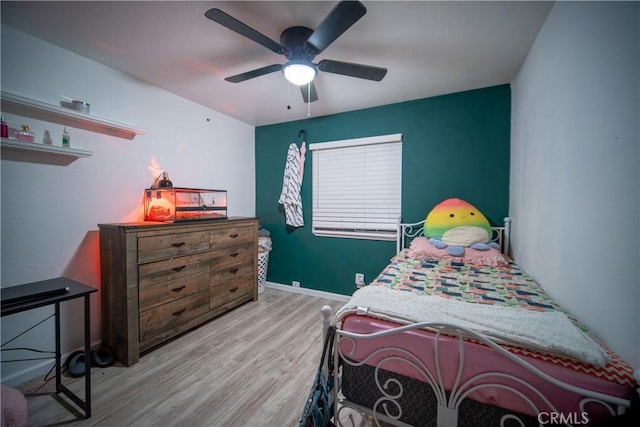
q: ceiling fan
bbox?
[204,1,387,103]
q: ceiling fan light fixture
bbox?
[283,61,317,86]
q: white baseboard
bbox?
[265,281,350,302]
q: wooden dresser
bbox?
[98,217,258,366]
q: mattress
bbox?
[336,251,635,424]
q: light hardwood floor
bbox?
[17,289,345,427]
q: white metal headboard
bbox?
[397,217,511,255]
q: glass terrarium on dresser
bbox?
[144,187,227,222]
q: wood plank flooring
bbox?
[16,289,345,427]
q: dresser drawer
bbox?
[210,243,254,270]
[140,272,208,312]
[139,291,209,343]
[138,230,209,264]
[210,225,254,248]
[138,252,209,289]
[210,275,253,308]
[210,258,254,288]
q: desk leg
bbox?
[55,302,61,392]
[54,297,92,418]
[83,293,91,418]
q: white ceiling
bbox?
[1,1,552,127]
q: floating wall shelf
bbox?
[1,91,149,140]
[1,138,92,165]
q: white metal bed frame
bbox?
[321,218,631,427]
[396,217,511,256]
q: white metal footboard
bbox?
[322,306,630,427]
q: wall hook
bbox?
[298,129,307,141]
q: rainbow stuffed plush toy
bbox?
[423,198,499,256]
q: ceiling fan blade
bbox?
[205,8,284,55]
[305,1,367,55]
[318,59,387,81]
[225,64,283,83]
[300,81,319,103]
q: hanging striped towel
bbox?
[278,143,304,227]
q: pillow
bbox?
[423,198,492,246]
[408,236,508,266]
[408,236,438,258]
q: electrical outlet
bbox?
[292,281,300,288]
[355,273,365,288]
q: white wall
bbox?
[1,25,256,385]
[511,2,639,367]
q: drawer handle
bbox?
[172,308,186,316]
[171,285,186,293]
[230,268,239,274]
[229,287,239,293]
[172,265,186,272]
[230,252,240,258]
[229,233,239,238]
[171,242,186,248]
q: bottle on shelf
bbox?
[62,127,70,148]
[43,130,52,145]
[1,117,8,138]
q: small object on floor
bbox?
[1,384,27,427]
[66,351,87,377]
[91,347,115,368]
[66,347,115,376]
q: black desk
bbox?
[1,277,97,419]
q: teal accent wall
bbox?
[256,85,511,295]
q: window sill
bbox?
[312,228,396,241]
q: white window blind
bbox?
[309,133,402,240]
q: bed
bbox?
[320,216,636,427]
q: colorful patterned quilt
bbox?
[366,250,635,386]
[374,250,563,314]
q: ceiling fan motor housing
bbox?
[280,26,316,61]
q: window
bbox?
[309,133,402,240]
